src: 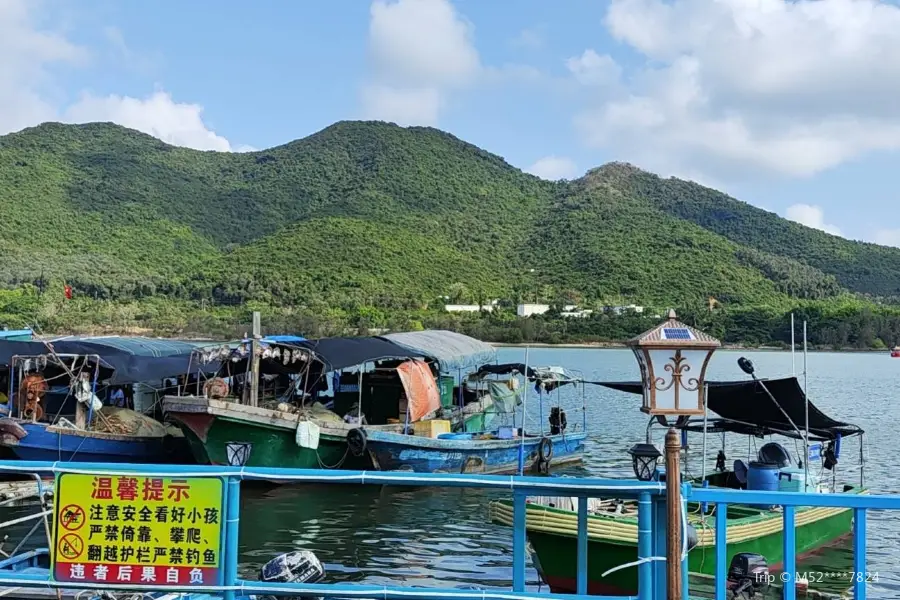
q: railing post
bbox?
[783,505,796,600]
[512,490,526,592]
[681,496,689,600]
[576,496,588,595]
[637,492,652,600]
[854,508,867,600]
[714,503,727,600]
[224,476,241,600]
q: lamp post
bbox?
[627,309,721,600]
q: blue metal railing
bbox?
[0,461,665,600]
[690,485,899,600]
[0,460,891,600]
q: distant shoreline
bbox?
[489,342,889,353]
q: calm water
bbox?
[236,348,900,598]
[2,349,896,597]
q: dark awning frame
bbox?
[596,377,863,441]
[207,336,431,379]
[0,340,209,386]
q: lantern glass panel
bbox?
[646,348,711,412]
[628,443,661,481]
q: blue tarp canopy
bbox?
[262,335,306,343]
[379,330,496,373]
[0,338,210,385]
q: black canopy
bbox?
[290,336,425,372]
[598,377,862,440]
[474,363,540,379]
[0,340,204,385]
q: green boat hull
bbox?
[493,495,857,596]
[164,397,371,469]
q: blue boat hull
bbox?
[363,429,587,474]
[2,421,166,463]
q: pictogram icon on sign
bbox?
[58,534,83,560]
[59,505,85,531]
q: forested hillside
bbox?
[1,120,898,347]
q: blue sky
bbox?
[4,0,900,246]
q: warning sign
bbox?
[52,474,224,586]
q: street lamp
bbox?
[628,443,662,481]
[626,309,721,417]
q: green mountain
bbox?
[0,120,898,330]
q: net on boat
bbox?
[91,406,168,437]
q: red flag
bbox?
[64,285,72,300]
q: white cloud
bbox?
[785,204,842,236]
[874,228,900,248]
[566,50,620,87]
[571,0,900,181]
[0,0,244,152]
[0,0,88,135]
[527,156,579,181]
[64,92,234,151]
[362,0,480,125]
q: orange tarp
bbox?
[396,360,441,422]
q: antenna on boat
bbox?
[790,312,796,375]
[803,320,810,492]
[738,357,803,438]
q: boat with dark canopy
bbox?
[491,312,865,598]
[0,338,215,463]
[492,370,865,596]
[163,334,442,469]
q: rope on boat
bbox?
[598,497,689,578]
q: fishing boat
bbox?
[163,333,445,469]
[490,344,866,596]
[890,346,900,358]
[357,362,588,474]
[0,339,212,463]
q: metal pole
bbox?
[249,312,261,407]
[517,347,529,476]
[701,386,709,483]
[803,320,808,394]
[357,368,364,423]
[791,312,796,375]
[223,477,241,600]
[803,320,809,492]
[665,427,682,600]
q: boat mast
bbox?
[803,320,809,492]
[249,311,261,407]
[517,346,530,476]
[700,385,708,483]
[791,312,796,375]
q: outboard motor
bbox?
[258,550,326,600]
[727,553,769,598]
[757,442,791,468]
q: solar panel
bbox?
[662,327,693,340]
